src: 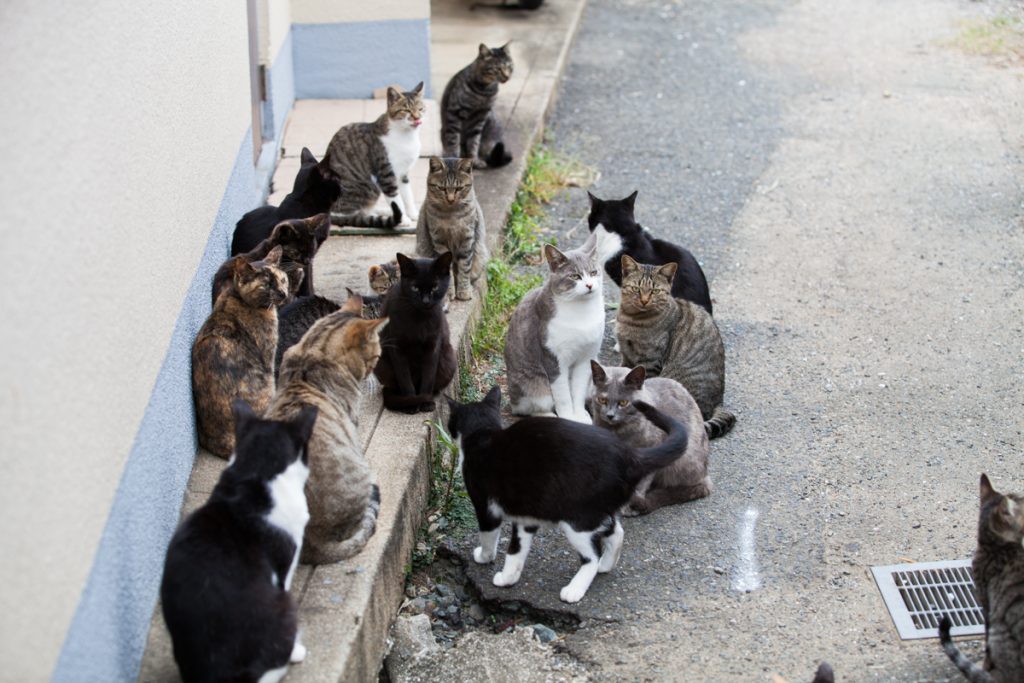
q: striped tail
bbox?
[811,662,834,683]
[334,201,403,229]
[939,616,994,683]
[302,485,381,564]
[486,142,513,168]
[704,406,735,439]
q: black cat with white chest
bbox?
[448,386,687,603]
[160,400,317,683]
[588,190,713,315]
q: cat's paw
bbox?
[621,505,644,518]
[472,158,488,170]
[455,287,473,302]
[290,642,307,663]
[417,400,436,413]
[559,584,587,603]
[492,570,520,587]
[473,546,495,564]
[570,411,592,424]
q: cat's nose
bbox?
[585,283,593,291]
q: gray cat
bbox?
[590,361,711,516]
[616,255,735,439]
[326,83,424,228]
[504,238,603,422]
[415,157,489,301]
[440,43,514,169]
[939,474,1023,683]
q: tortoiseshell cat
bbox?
[373,253,457,413]
[441,43,514,168]
[267,304,389,564]
[193,247,289,458]
[940,474,1023,682]
[326,83,424,228]
[616,256,735,438]
[415,157,489,300]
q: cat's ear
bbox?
[365,316,389,338]
[312,212,331,243]
[657,261,678,284]
[620,254,639,277]
[484,385,502,409]
[342,291,364,315]
[457,158,475,175]
[543,243,568,271]
[411,81,424,95]
[434,251,454,274]
[270,219,297,243]
[980,473,998,502]
[445,394,459,411]
[231,399,257,436]
[590,359,607,384]
[231,255,253,277]
[624,190,638,209]
[263,245,284,265]
[290,405,319,446]
[587,191,601,208]
[623,365,646,390]
[501,40,512,51]
[580,231,598,257]
[300,147,317,165]
[429,157,445,174]
[396,253,416,278]
[478,43,491,59]
[386,86,401,106]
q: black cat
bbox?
[373,252,456,414]
[447,385,687,603]
[160,400,318,683]
[232,147,341,256]
[587,190,713,316]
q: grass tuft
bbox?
[949,15,1024,62]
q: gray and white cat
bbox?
[504,238,603,423]
[590,361,711,516]
[441,43,514,169]
[616,255,735,439]
[939,474,1023,683]
[326,83,424,228]
[415,157,489,301]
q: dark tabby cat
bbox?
[326,83,424,228]
[588,191,712,315]
[616,255,735,438]
[373,253,457,413]
[415,157,489,300]
[590,361,710,515]
[440,43,514,169]
[213,213,330,305]
[447,385,686,603]
[232,147,340,255]
[268,309,388,564]
[161,400,317,683]
[939,474,1023,682]
[193,248,289,458]
[276,293,364,371]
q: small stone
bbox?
[435,583,453,598]
[531,624,557,643]
[713,566,726,575]
[912,522,922,529]
[468,603,485,620]
[405,584,417,599]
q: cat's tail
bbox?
[810,662,834,683]
[485,142,513,168]
[939,615,994,683]
[629,402,688,480]
[704,406,736,440]
[333,202,403,229]
[301,485,381,565]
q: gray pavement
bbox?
[457,0,1024,680]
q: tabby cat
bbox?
[326,83,424,228]
[616,255,735,438]
[193,247,289,458]
[415,157,489,301]
[161,400,317,683]
[504,239,603,422]
[588,191,712,315]
[368,260,400,294]
[590,361,711,515]
[448,385,687,603]
[232,147,340,255]
[441,43,514,168]
[373,253,457,413]
[213,213,330,305]
[275,293,358,372]
[266,306,388,564]
[939,474,1023,682]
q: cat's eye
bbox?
[569,273,581,281]
[590,271,599,276]
[618,400,629,407]
[597,396,607,405]
[431,285,439,292]
[410,285,419,292]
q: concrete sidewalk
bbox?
[137,0,587,681]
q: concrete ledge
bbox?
[137,0,587,680]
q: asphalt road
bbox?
[460,0,1024,680]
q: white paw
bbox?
[406,211,419,222]
[559,584,587,603]
[290,642,307,663]
[473,546,495,564]
[492,570,520,587]
[398,216,413,227]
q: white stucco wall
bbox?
[290,0,430,24]
[0,2,252,679]
[260,0,293,65]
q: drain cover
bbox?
[871,559,985,639]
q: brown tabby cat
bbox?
[939,474,1024,683]
[616,255,735,439]
[192,247,289,458]
[368,260,400,294]
[265,295,388,564]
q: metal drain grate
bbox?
[871,559,985,639]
